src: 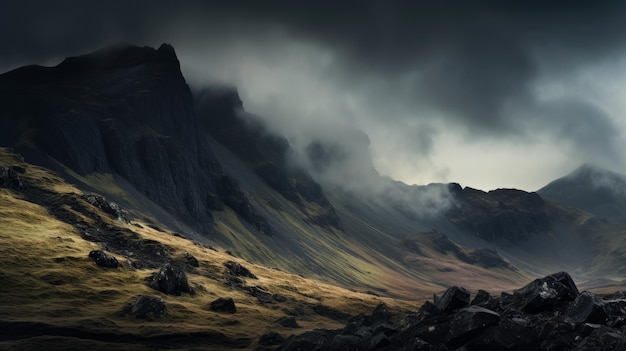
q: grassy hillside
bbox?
[0,148,417,350]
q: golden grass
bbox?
[0,148,420,350]
[0,148,81,194]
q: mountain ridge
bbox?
[2,42,626,298]
[539,163,626,222]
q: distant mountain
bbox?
[539,164,626,222]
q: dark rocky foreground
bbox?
[278,272,626,351]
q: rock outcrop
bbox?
[88,250,119,268]
[0,166,25,189]
[447,188,552,242]
[279,272,626,351]
[210,297,236,314]
[196,87,341,230]
[0,43,262,233]
[122,295,166,319]
[82,193,132,223]
[149,263,194,296]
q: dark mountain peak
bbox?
[539,163,626,221]
[0,43,182,86]
[568,163,606,179]
[58,42,179,72]
[544,163,626,191]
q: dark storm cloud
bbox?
[3,1,626,188]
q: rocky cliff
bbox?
[0,44,279,234]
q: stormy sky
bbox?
[3,1,626,191]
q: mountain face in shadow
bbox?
[3,43,626,296]
[0,43,223,228]
[539,164,626,222]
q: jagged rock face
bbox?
[279,272,626,351]
[195,87,341,229]
[447,187,552,242]
[0,44,222,227]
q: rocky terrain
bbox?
[0,147,410,350]
[3,43,626,349]
[280,272,626,350]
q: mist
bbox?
[3,1,626,191]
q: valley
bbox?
[2,43,626,350]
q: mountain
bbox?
[2,42,626,302]
[5,42,626,349]
[0,147,412,350]
[539,163,626,222]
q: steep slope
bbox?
[0,147,413,350]
[195,88,530,295]
[2,43,626,300]
[0,43,261,236]
[539,163,626,222]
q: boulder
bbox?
[513,271,579,313]
[470,289,496,309]
[278,329,335,351]
[446,306,501,348]
[564,291,609,324]
[184,252,199,267]
[224,261,257,279]
[0,166,25,189]
[82,193,132,223]
[88,250,119,268]
[249,286,274,304]
[210,297,236,314]
[149,263,193,295]
[436,286,470,313]
[123,295,166,319]
[467,318,539,350]
[277,316,299,328]
[258,332,284,346]
[276,272,626,351]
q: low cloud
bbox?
[3,1,626,190]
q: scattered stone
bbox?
[436,286,470,313]
[258,332,284,346]
[565,291,609,324]
[149,263,194,295]
[88,250,119,268]
[277,272,626,351]
[148,224,165,232]
[0,166,25,189]
[273,293,288,302]
[513,271,579,313]
[447,306,501,348]
[249,286,273,304]
[210,297,236,314]
[172,232,187,239]
[277,316,299,328]
[470,289,497,309]
[224,261,257,279]
[312,305,353,322]
[122,295,166,319]
[82,193,132,223]
[184,252,199,267]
